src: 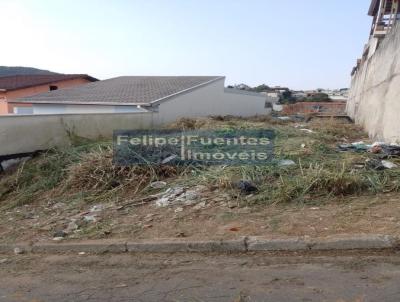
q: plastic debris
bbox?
[299,128,314,134]
[278,159,296,167]
[366,159,386,170]
[161,154,178,164]
[83,215,97,223]
[13,247,24,255]
[381,160,398,169]
[366,159,398,170]
[90,205,104,213]
[150,181,167,189]
[339,141,400,157]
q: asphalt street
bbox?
[1,251,400,302]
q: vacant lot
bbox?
[1,116,400,243]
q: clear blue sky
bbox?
[0,0,372,90]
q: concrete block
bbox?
[310,235,396,250]
[246,237,310,251]
[32,240,127,254]
[127,239,246,253]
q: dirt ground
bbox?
[1,116,400,244]
[0,190,400,244]
[1,252,400,301]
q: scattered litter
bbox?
[229,227,240,232]
[278,160,296,167]
[370,145,383,154]
[382,160,398,169]
[299,128,314,134]
[150,181,167,189]
[161,154,178,164]
[365,159,398,170]
[1,156,31,171]
[53,237,64,241]
[83,215,97,223]
[339,141,400,157]
[366,159,386,171]
[352,141,369,151]
[155,186,202,207]
[339,142,369,152]
[380,145,400,157]
[237,180,258,195]
[78,252,86,255]
[90,205,104,213]
[13,247,23,255]
[310,207,320,210]
[301,143,306,149]
[155,197,170,207]
[143,224,153,228]
[278,116,291,121]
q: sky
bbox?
[0,0,372,90]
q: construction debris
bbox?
[155,186,203,207]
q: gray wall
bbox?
[0,112,157,156]
[157,78,268,124]
[32,103,146,114]
[347,23,400,143]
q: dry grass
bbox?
[1,115,399,209]
[66,146,180,193]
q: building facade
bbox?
[0,74,98,114]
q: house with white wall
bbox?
[16,76,268,122]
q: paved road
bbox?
[1,251,400,302]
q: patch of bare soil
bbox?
[1,188,400,244]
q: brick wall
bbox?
[282,102,347,116]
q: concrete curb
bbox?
[0,235,398,255]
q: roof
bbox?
[0,74,98,91]
[369,0,378,16]
[16,76,224,106]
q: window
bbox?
[49,85,58,91]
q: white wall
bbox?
[0,112,157,157]
[347,23,400,143]
[156,79,268,124]
[33,103,146,114]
